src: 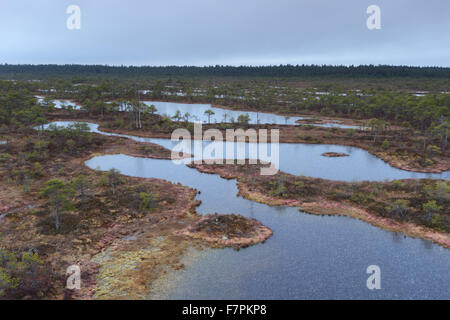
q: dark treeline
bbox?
[1,64,450,79]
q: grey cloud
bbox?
[0,0,449,66]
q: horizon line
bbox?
[1,63,450,69]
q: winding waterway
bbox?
[142,101,307,126]
[46,121,450,299]
[118,100,361,129]
[39,96,361,128]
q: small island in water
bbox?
[321,152,350,157]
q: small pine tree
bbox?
[107,168,122,195]
[73,175,91,204]
[40,179,74,231]
[381,139,390,150]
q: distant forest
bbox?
[1,64,449,79]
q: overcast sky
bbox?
[1,0,449,66]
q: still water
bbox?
[38,96,360,128]
[47,121,450,299]
[86,154,450,299]
[143,100,306,125]
[36,96,82,110]
[44,121,448,181]
[116,100,360,129]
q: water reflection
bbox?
[42,121,449,182]
[105,100,361,129]
[42,120,450,299]
[85,154,450,299]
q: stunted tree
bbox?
[73,175,91,204]
[131,100,146,129]
[107,168,122,195]
[172,110,183,122]
[204,109,215,124]
[0,242,44,298]
[388,199,409,218]
[34,117,47,141]
[432,120,448,152]
[41,97,55,109]
[92,101,107,118]
[237,114,250,126]
[426,145,441,160]
[148,104,157,115]
[139,192,158,212]
[40,179,74,231]
[423,200,442,219]
[367,118,385,143]
[435,182,450,201]
[183,112,191,124]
